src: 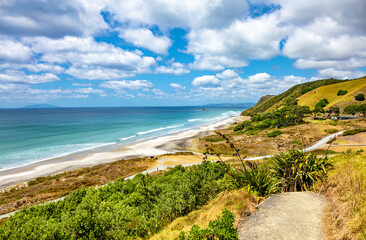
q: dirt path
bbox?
[238,192,328,240]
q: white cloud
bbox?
[190,55,247,71]
[0,71,59,84]
[100,80,154,93]
[169,83,186,90]
[247,72,271,83]
[187,13,288,70]
[120,28,172,54]
[0,39,33,63]
[0,0,107,38]
[192,75,220,87]
[156,62,190,75]
[216,69,239,79]
[24,36,157,79]
[316,68,366,80]
[106,0,248,30]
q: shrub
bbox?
[343,128,366,136]
[337,89,348,96]
[178,209,238,240]
[301,87,312,95]
[355,93,365,101]
[269,150,332,192]
[324,129,338,134]
[267,130,283,137]
[233,121,252,132]
[315,98,329,109]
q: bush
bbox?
[315,98,329,109]
[269,150,332,192]
[301,87,312,95]
[343,128,366,136]
[324,129,338,134]
[337,89,348,96]
[355,93,365,101]
[267,130,283,137]
[344,105,359,115]
[178,209,238,240]
[233,121,252,132]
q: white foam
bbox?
[119,135,137,141]
[188,118,202,122]
[137,124,184,135]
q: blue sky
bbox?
[0,0,365,108]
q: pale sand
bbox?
[0,116,241,189]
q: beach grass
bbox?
[317,152,366,240]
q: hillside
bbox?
[242,78,346,115]
[297,76,366,110]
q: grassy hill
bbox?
[297,76,366,110]
[242,78,346,115]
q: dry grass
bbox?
[316,153,366,240]
[191,119,364,158]
[297,77,366,110]
[0,157,157,215]
[149,188,257,240]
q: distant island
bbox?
[23,104,60,109]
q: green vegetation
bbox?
[343,128,366,136]
[315,98,329,109]
[355,93,365,101]
[267,130,283,137]
[243,78,345,116]
[0,163,227,239]
[301,87,313,95]
[337,89,348,96]
[326,106,340,116]
[178,209,238,240]
[236,106,311,135]
[324,129,338,134]
[344,104,366,116]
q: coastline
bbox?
[0,115,241,189]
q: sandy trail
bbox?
[238,192,328,240]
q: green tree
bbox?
[355,93,365,101]
[326,106,340,116]
[337,89,348,96]
[344,105,359,115]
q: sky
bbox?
[0,0,366,108]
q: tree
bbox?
[344,105,359,115]
[355,93,365,101]
[315,98,329,109]
[326,106,340,116]
[337,89,348,96]
[313,106,325,118]
[358,104,366,116]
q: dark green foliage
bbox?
[337,89,348,96]
[233,121,252,132]
[344,105,360,115]
[301,87,313,95]
[343,128,366,136]
[179,209,238,240]
[243,78,345,116]
[355,93,365,101]
[326,106,340,116]
[0,163,227,239]
[267,130,283,137]
[315,98,329,109]
[268,150,332,192]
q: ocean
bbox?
[0,106,243,170]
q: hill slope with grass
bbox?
[242,78,346,115]
[297,76,366,110]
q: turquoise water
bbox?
[0,107,243,170]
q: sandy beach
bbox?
[0,115,241,189]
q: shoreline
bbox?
[0,115,241,189]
